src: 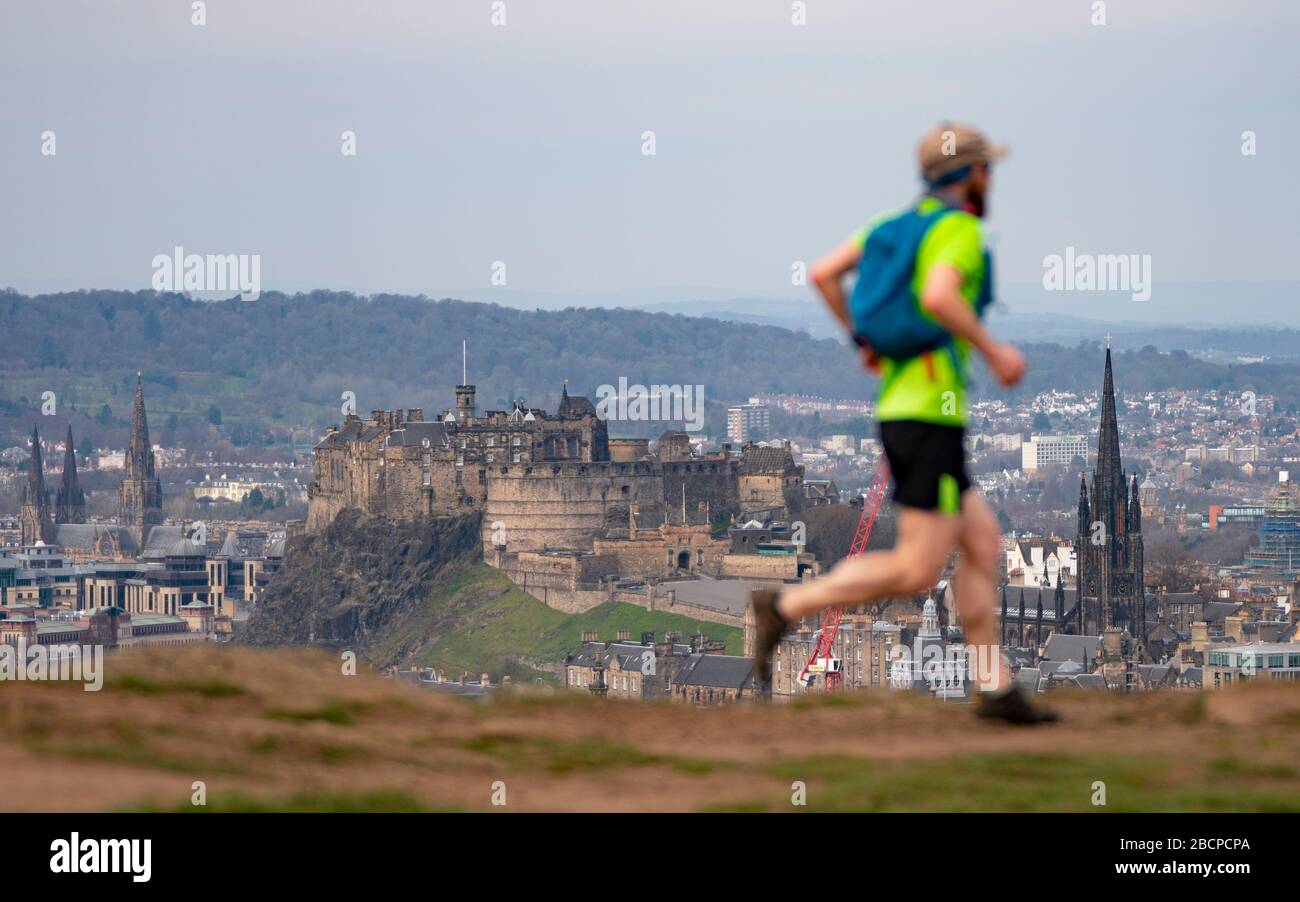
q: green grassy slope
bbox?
[391,561,743,683]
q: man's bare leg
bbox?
[778,506,961,622]
[954,490,1059,723]
[952,491,1010,691]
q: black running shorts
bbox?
[879,420,971,514]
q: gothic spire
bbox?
[25,424,46,505]
[56,424,85,524]
[126,373,155,479]
[119,373,163,534]
[1097,346,1124,495]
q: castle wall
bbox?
[494,550,618,614]
[610,587,745,629]
[720,552,800,580]
[662,459,740,523]
[483,461,664,551]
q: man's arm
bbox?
[919,264,1025,387]
[809,238,863,334]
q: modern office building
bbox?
[726,402,770,444]
[1021,434,1089,471]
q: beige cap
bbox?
[917,122,1007,184]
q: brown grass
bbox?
[2,645,1298,812]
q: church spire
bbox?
[56,424,86,524]
[25,423,46,505]
[127,372,152,474]
[1097,346,1123,497]
[119,374,163,535]
[20,424,55,544]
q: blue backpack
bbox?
[848,200,994,361]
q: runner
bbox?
[752,123,1057,725]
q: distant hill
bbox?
[2,288,1300,456]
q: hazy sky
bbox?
[2,0,1297,323]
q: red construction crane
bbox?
[797,460,890,691]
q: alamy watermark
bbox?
[1042,247,1151,302]
[0,640,104,691]
[888,637,1003,692]
[151,246,261,301]
[595,378,705,432]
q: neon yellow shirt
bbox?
[851,197,986,427]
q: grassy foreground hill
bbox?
[2,645,1299,813]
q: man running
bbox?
[751,123,1056,725]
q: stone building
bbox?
[563,629,754,704]
[19,423,138,560]
[756,600,919,698]
[307,383,612,532]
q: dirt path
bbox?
[2,646,1297,812]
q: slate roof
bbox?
[739,446,793,474]
[387,421,449,448]
[141,525,185,559]
[315,418,365,449]
[1041,634,1102,665]
[1000,585,1079,619]
[217,530,242,559]
[1204,601,1242,623]
[672,653,757,691]
[566,641,687,669]
[52,523,141,554]
[558,392,597,418]
[1060,672,1107,690]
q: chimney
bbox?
[581,630,598,643]
[1224,614,1245,642]
[640,631,655,645]
[1191,620,1209,646]
[480,673,490,686]
[617,628,630,642]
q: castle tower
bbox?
[454,384,476,425]
[118,373,164,543]
[1075,346,1146,649]
[19,424,55,545]
[55,424,86,524]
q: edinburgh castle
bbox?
[307,380,812,611]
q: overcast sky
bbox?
[2,0,1296,323]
